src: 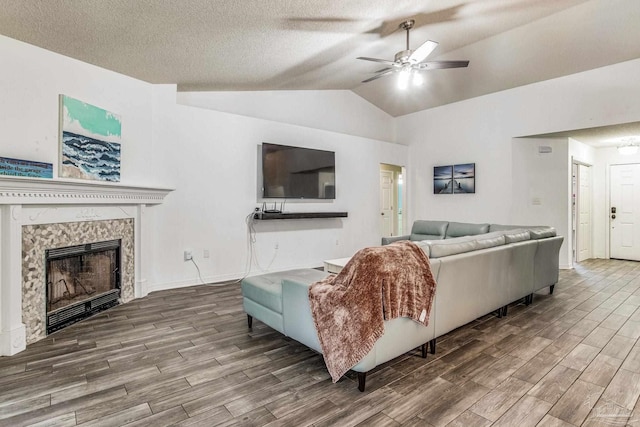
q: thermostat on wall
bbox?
[538,146,552,154]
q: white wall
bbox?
[149,103,407,290]
[5,27,640,291]
[178,90,397,143]
[397,58,640,267]
[512,138,570,267]
[0,35,160,187]
[1,34,408,292]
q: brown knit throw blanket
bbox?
[308,240,437,383]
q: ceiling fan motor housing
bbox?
[394,50,413,64]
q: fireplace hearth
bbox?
[45,239,121,334]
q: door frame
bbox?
[379,163,407,237]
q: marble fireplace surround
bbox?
[0,177,172,356]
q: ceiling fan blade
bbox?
[362,69,396,83]
[418,60,469,70]
[357,57,398,67]
[374,67,392,73]
[409,40,438,63]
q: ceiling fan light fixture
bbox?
[398,68,411,90]
[357,17,469,86]
[412,70,424,86]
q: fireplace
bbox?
[0,178,171,356]
[45,239,121,334]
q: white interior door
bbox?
[380,169,394,237]
[576,164,592,262]
[610,164,640,261]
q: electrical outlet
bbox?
[203,249,210,259]
[275,243,279,250]
[336,239,339,246]
[184,250,192,261]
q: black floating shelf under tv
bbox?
[254,212,348,220]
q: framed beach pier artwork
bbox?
[434,163,475,194]
[433,165,453,194]
[59,95,121,182]
[453,163,475,193]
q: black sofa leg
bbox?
[502,305,508,317]
[358,372,366,392]
[247,314,253,329]
[429,338,436,355]
[497,308,503,318]
[421,343,427,358]
[526,294,533,305]
[550,284,555,295]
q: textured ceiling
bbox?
[530,122,640,148]
[1,0,639,116]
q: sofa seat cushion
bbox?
[446,222,489,238]
[242,273,284,314]
[241,269,328,314]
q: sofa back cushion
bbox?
[529,227,557,239]
[410,220,448,241]
[413,240,432,257]
[503,229,531,243]
[489,224,523,232]
[446,222,489,238]
[428,236,478,258]
[474,232,507,249]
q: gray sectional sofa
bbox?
[240,221,563,391]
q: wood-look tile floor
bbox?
[3,259,640,426]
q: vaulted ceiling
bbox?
[1,0,639,117]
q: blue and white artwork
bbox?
[0,157,53,178]
[60,95,121,182]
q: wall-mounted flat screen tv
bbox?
[261,142,335,199]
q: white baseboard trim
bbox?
[560,263,573,270]
[146,262,324,294]
[0,323,26,356]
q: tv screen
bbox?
[261,143,335,199]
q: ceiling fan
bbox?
[357,19,469,86]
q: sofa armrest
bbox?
[533,236,564,292]
[381,235,410,245]
[282,279,323,353]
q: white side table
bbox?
[323,257,351,274]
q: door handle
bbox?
[381,212,384,216]
[612,214,616,219]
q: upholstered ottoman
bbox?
[240,268,329,334]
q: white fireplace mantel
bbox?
[0,176,173,205]
[0,177,174,356]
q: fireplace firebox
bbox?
[45,239,121,334]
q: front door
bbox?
[610,164,640,261]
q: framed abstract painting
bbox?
[59,95,121,182]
